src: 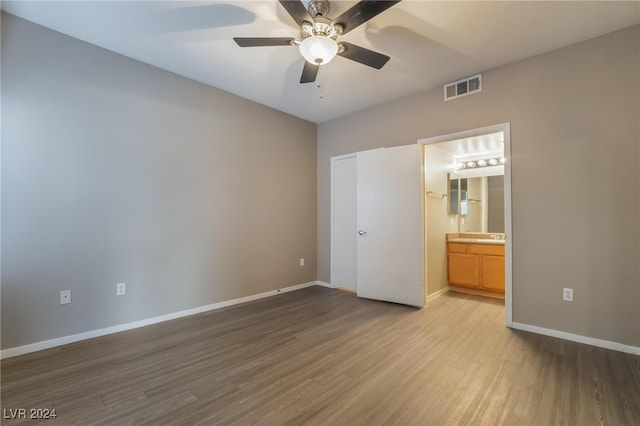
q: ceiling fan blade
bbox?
[333,1,401,35]
[233,37,295,47]
[338,42,390,69]
[300,61,319,83]
[279,0,313,26]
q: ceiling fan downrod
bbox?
[307,1,330,18]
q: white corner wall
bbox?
[1,14,318,351]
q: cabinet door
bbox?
[448,254,479,287]
[480,255,505,291]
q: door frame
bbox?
[418,123,513,325]
[330,153,357,290]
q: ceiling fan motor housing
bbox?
[301,17,341,41]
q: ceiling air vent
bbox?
[444,74,482,101]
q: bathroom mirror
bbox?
[463,176,505,233]
[460,178,468,215]
[447,172,462,215]
[448,172,468,216]
[448,173,505,233]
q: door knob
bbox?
[358,230,367,236]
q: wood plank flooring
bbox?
[2,286,639,425]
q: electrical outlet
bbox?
[299,258,305,267]
[116,282,126,296]
[563,288,573,302]
[60,290,71,305]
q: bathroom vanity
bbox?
[447,233,505,299]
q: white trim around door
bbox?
[329,153,357,292]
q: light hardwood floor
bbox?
[2,286,639,425]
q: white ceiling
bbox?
[432,131,504,159]
[3,1,639,123]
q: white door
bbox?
[331,155,357,291]
[356,145,424,307]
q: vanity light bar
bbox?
[456,157,505,170]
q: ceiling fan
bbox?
[233,0,400,84]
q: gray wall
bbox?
[1,14,317,350]
[318,25,640,347]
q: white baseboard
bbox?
[315,281,335,288]
[426,286,449,302]
[0,281,320,359]
[509,322,640,356]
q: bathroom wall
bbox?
[488,176,505,233]
[424,145,458,295]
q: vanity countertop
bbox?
[447,232,506,245]
[448,238,505,245]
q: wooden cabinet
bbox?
[448,254,478,286]
[480,255,505,291]
[447,242,505,299]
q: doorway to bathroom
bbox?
[419,123,513,324]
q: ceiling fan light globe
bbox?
[299,36,338,66]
